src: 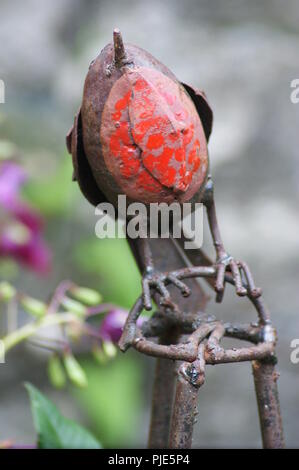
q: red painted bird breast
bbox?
[68,30,212,207]
[100,66,208,204]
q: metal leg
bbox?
[252,359,285,448]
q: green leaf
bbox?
[25,383,101,449]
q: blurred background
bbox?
[0,0,298,448]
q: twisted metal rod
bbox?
[118,264,284,448]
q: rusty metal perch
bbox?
[119,258,284,449]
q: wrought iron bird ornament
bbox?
[66,29,261,311]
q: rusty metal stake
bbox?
[143,238,209,449]
[168,374,199,449]
[169,344,206,449]
[148,328,179,449]
[252,359,285,448]
[148,357,177,448]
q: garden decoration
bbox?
[67,29,284,449]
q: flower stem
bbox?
[1,312,79,359]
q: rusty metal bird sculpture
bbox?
[66,29,261,312]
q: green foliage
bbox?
[92,346,108,365]
[22,154,76,216]
[25,383,101,449]
[74,237,141,308]
[0,131,145,449]
[72,354,142,448]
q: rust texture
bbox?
[67,28,212,208]
[169,344,205,448]
[168,375,200,449]
[144,239,208,449]
[147,327,179,449]
[252,360,285,448]
[118,254,284,449]
[67,29,284,449]
[67,28,263,325]
[148,356,177,448]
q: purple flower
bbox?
[0,161,51,274]
[99,307,145,344]
[99,308,128,343]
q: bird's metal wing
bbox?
[66,107,107,206]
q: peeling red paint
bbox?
[146,134,165,150]
[100,67,208,203]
